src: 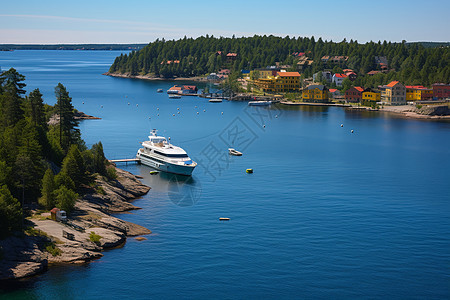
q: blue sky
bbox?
[1,0,449,44]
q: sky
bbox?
[1,0,449,44]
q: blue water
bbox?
[1,51,449,299]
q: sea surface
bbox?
[0,50,449,299]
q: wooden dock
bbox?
[109,158,139,165]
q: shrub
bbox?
[95,186,106,195]
[106,166,118,180]
[44,242,61,256]
[89,232,102,245]
[416,104,423,109]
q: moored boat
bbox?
[136,129,196,176]
[209,98,223,103]
[248,101,272,106]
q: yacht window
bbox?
[154,150,188,158]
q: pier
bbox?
[109,158,139,165]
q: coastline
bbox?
[0,166,151,281]
[103,72,207,82]
[280,101,450,120]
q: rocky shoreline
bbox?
[0,167,150,281]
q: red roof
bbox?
[405,85,428,90]
[334,73,348,78]
[354,86,364,92]
[227,53,237,57]
[329,89,338,93]
[367,70,381,75]
[386,81,399,87]
[277,72,301,77]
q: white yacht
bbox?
[136,130,197,176]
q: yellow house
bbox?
[253,72,301,93]
[302,84,329,102]
[362,90,381,102]
[406,86,433,101]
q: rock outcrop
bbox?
[0,166,151,280]
[0,236,48,280]
[413,105,450,116]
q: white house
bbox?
[332,73,348,87]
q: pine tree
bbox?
[0,185,23,238]
[39,169,56,210]
[54,83,79,152]
[54,186,78,214]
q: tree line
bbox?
[108,35,449,87]
[0,68,114,239]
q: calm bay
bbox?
[0,50,449,299]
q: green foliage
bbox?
[60,144,86,188]
[84,142,108,176]
[108,36,449,86]
[89,231,102,245]
[44,242,61,256]
[39,169,56,210]
[54,83,80,152]
[54,186,78,214]
[416,104,423,109]
[95,185,106,195]
[0,185,23,238]
[106,166,117,181]
[55,171,76,191]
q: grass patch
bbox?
[25,226,48,237]
[95,186,106,195]
[89,232,102,245]
[44,242,62,256]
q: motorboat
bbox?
[209,98,223,103]
[169,94,181,99]
[228,148,242,156]
[157,89,163,93]
[136,129,197,176]
[248,101,272,106]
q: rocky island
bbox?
[0,166,150,281]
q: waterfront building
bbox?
[253,71,301,93]
[405,86,433,101]
[345,86,364,103]
[328,88,341,99]
[381,81,406,105]
[362,88,381,103]
[432,83,450,99]
[302,84,329,102]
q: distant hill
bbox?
[0,44,147,51]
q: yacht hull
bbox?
[137,152,195,176]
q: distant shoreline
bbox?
[103,72,207,82]
[280,101,450,120]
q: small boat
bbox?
[228,148,242,156]
[219,217,230,221]
[248,101,272,106]
[246,168,253,174]
[149,170,159,175]
[157,89,163,93]
[209,98,222,103]
[169,94,181,99]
